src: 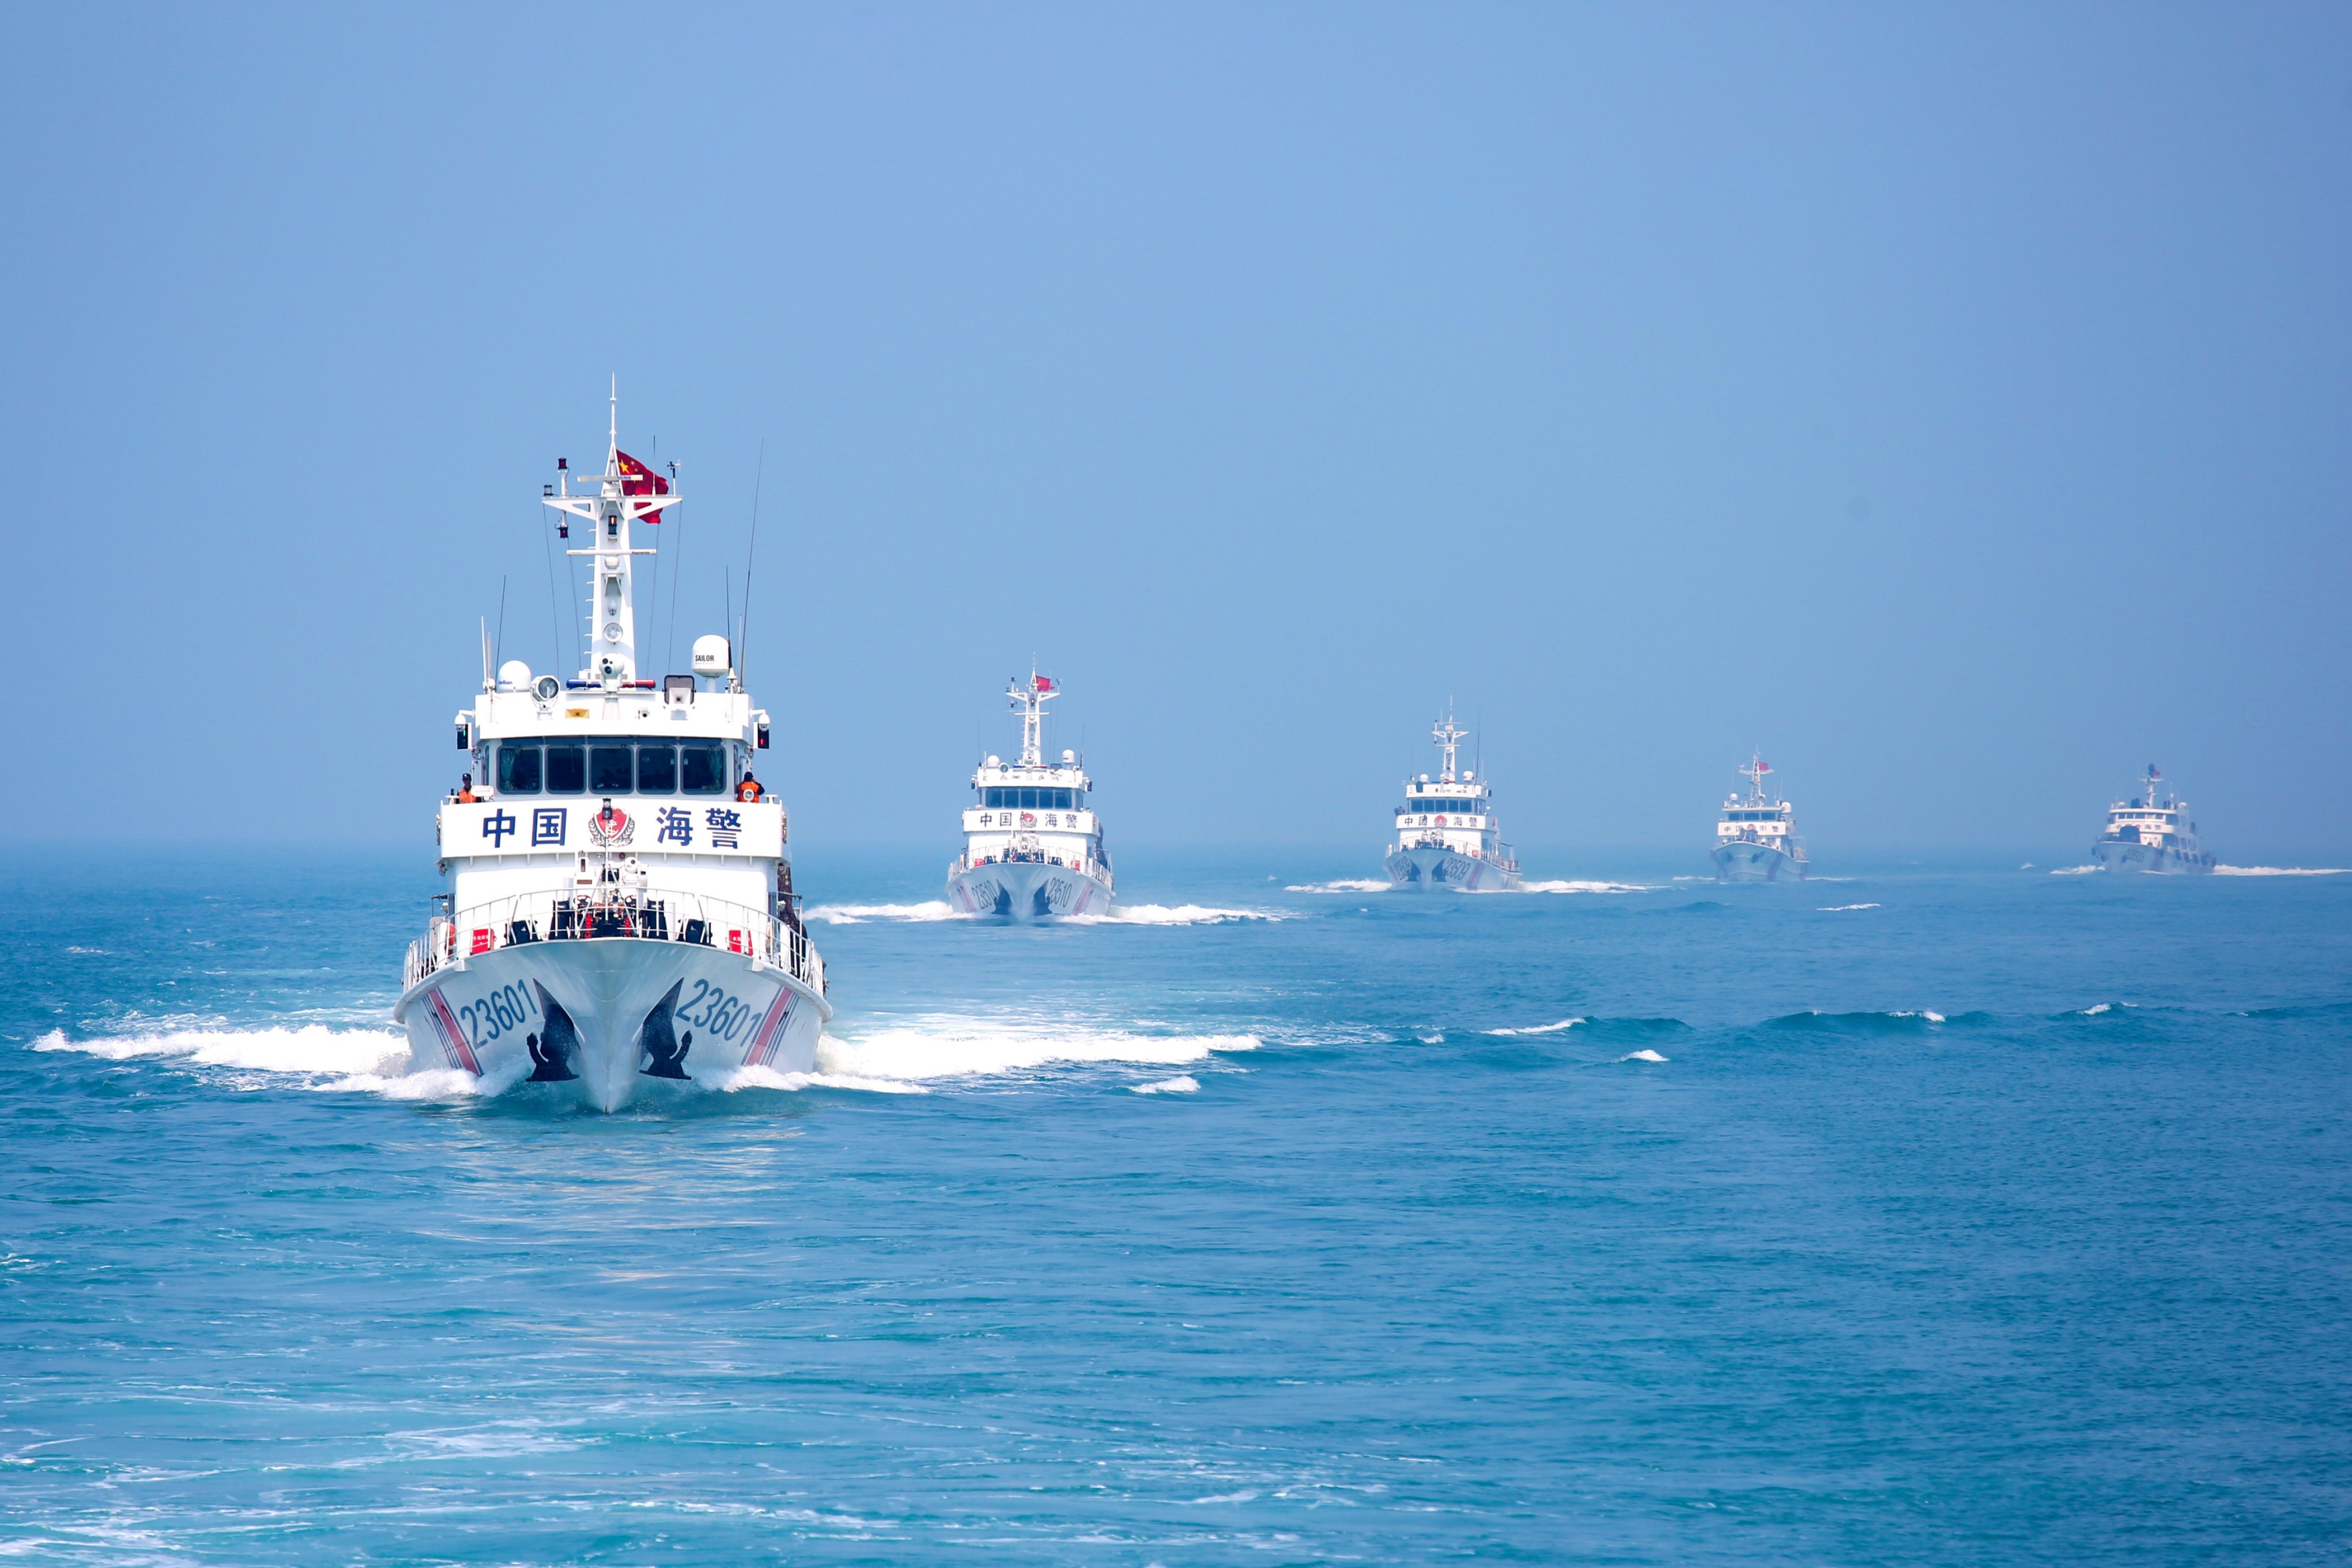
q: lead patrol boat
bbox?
[1383,712,1521,891]
[946,671,1114,920]
[393,398,830,1110]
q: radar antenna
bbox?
[543,380,680,683]
[1007,666,1058,767]
[1739,752,1773,806]
[1432,707,1468,783]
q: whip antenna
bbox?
[738,439,765,685]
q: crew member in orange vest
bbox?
[736,772,764,802]
[454,773,477,803]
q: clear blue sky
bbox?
[4,5,2347,861]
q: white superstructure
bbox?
[946,671,1114,920]
[1382,712,1521,891]
[1712,754,1809,881]
[392,391,831,1110]
[2092,766,2214,874]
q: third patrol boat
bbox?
[2092,765,2214,873]
[1383,713,1521,891]
[946,672,1115,920]
[1712,754,1809,881]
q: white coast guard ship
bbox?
[1383,713,1521,891]
[2092,765,2214,874]
[946,671,1114,920]
[392,395,830,1111]
[1712,754,1809,881]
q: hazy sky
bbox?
[5,5,2348,860]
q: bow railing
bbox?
[404,890,823,995]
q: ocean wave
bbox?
[805,901,967,924]
[1484,1018,1585,1037]
[1619,1049,1669,1063]
[1507,879,1650,895]
[813,1018,1258,1082]
[1066,904,1289,925]
[2049,865,2101,875]
[1130,1076,1200,1095]
[2214,865,2350,876]
[1817,903,1881,912]
[1764,1009,1948,1034]
[1286,879,1392,894]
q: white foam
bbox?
[2078,1002,2113,1015]
[805,900,968,924]
[1067,904,1288,925]
[1893,1010,1947,1023]
[1505,880,1650,895]
[1286,879,1392,894]
[708,1063,928,1095]
[1817,903,1881,911]
[36,1025,408,1078]
[1484,1018,1585,1037]
[2215,865,2349,877]
[38,1017,1257,1101]
[1620,1049,1669,1063]
[1130,1076,1200,1095]
[2049,865,2101,875]
[812,1018,1257,1082]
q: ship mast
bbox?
[1740,753,1772,806]
[543,380,679,685]
[1433,710,1468,783]
[1007,667,1057,767]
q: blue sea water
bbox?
[3,846,2349,1565]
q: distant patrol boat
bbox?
[946,671,1115,920]
[2092,765,2214,874]
[1383,712,1521,891]
[1712,754,1810,881]
[392,393,831,1110]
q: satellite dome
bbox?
[1062,749,1076,765]
[691,635,732,677]
[985,754,1001,769]
[497,660,532,693]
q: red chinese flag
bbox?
[614,450,671,519]
[1035,676,1054,693]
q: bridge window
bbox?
[590,746,634,794]
[679,742,726,795]
[544,745,587,795]
[982,787,1082,811]
[497,744,542,795]
[636,744,677,794]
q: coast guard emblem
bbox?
[589,800,635,847]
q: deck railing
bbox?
[404,890,823,995]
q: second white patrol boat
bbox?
[946,671,1115,920]
[1383,712,1521,891]
[1712,753,1810,881]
